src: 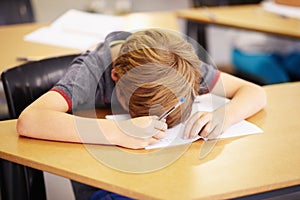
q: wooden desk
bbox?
[177,4,300,49]
[0,23,79,73]
[0,11,178,74]
[0,82,299,199]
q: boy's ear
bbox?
[111,68,119,82]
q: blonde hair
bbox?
[113,29,201,127]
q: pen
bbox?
[158,97,186,120]
[16,56,43,62]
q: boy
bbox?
[17,28,266,148]
[17,29,266,200]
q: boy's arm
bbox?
[183,72,266,139]
[17,91,167,149]
[211,72,267,130]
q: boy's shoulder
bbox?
[105,31,132,44]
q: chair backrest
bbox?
[1,54,79,119]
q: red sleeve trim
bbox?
[50,88,72,112]
[209,70,221,91]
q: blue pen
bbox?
[158,97,186,120]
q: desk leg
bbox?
[0,159,46,200]
[186,21,208,62]
[187,21,207,50]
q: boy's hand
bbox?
[183,109,225,140]
[112,116,167,149]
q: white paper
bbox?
[262,1,300,20]
[105,94,263,150]
[24,9,126,50]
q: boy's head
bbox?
[112,29,202,127]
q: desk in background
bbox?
[177,4,300,50]
[0,82,299,199]
[0,11,179,74]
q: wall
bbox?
[207,25,239,67]
[31,0,190,23]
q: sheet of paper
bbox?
[145,119,263,149]
[24,9,126,50]
[105,94,263,150]
[262,1,300,20]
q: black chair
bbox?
[0,54,78,200]
[0,0,35,26]
[1,54,78,119]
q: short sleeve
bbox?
[51,31,132,112]
[51,48,109,112]
[198,62,221,94]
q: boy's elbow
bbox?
[17,110,33,137]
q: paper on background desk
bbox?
[262,1,300,20]
[24,9,125,50]
[106,94,263,150]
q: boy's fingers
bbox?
[153,118,167,131]
[189,113,210,138]
[206,127,221,140]
[152,131,165,140]
[118,116,166,139]
[148,137,160,145]
[183,112,203,139]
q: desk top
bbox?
[0,11,178,73]
[0,23,79,72]
[177,4,300,39]
[0,82,299,199]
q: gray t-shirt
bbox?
[51,31,131,112]
[51,31,220,112]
